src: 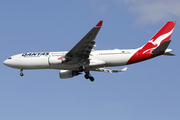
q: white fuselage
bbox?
[3,21,175,81]
[3,49,138,70]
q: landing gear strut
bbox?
[20,69,24,76]
[84,70,94,82]
[79,66,84,72]
[79,66,95,82]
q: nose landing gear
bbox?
[20,69,24,76]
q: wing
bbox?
[94,67,128,73]
[65,20,103,64]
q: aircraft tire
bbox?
[20,73,24,76]
[84,74,89,79]
[89,77,94,82]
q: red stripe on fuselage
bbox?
[126,49,164,65]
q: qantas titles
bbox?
[22,52,49,57]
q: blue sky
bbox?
[1,0,180,120]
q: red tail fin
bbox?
[127,21,176,65]
[142,21,176,50]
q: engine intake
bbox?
[59,70,82,79]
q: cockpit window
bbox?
[8,57,12,59]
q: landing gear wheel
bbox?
[84,74,89,79]
[20,73,24,76]
[20,68,24,77]
[84,70,95,82]
[89,76,94,82]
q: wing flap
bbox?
[95,67,127,73]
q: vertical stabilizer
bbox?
[142,21,176,50]
[127,21,176,65]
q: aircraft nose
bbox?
[3,59,9,66]
[3,59,13,67]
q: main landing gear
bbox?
[79,66,95,82]
[84,70,94,82]
[20,68,24,76]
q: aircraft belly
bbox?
[49,63,80,70]
[106,55,130,66]
[49,59,106,70]
[21,57,49,69]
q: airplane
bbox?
[3,20,176,82]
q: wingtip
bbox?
[122,67,127,72]
[95,20,103,27]
[167,21,176,24]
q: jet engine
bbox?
[59,70,82,79]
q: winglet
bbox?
[95,20,103,27]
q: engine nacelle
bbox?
[59,70,81,79]
[49,56,65,65]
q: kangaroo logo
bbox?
[142,29,174,54]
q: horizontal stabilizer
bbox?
[152,40,171,55]
[163,53,175,56]
[95,67,127,73]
